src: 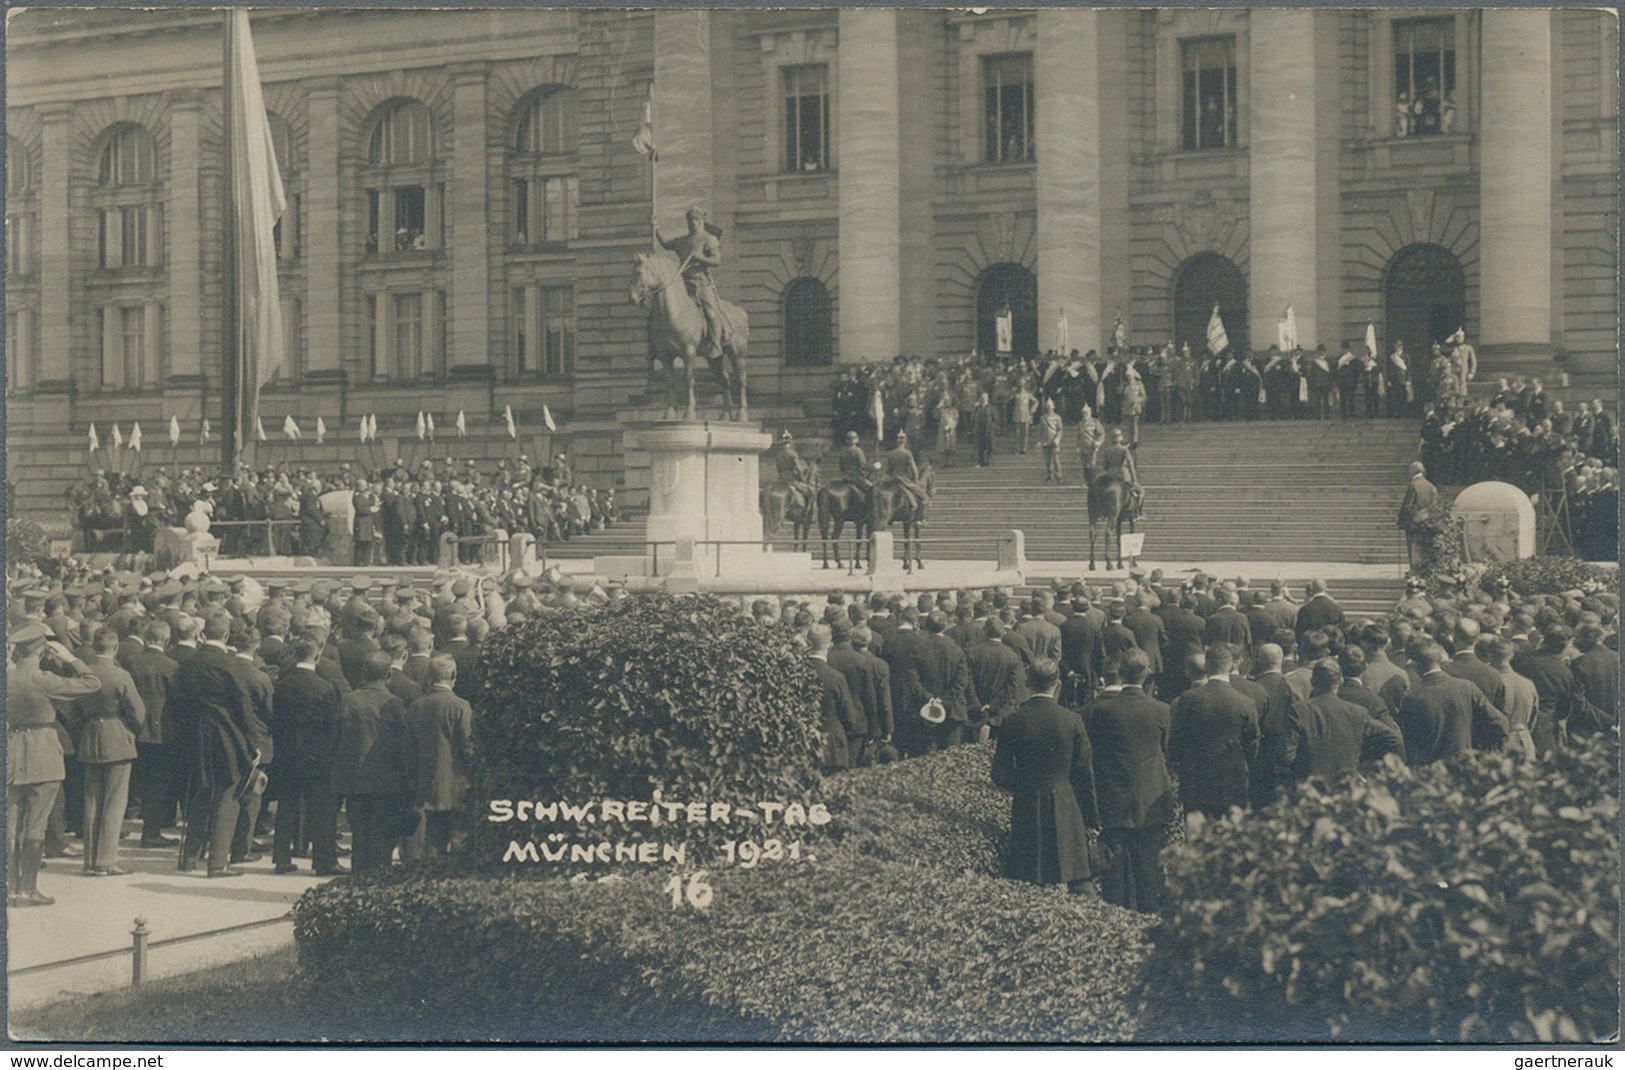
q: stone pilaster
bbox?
[1479,9,1553,362]
[450,64,490,370]
[836,8,901,363]
[37,105,73,384]
[1036,9,1101,355]
[652,10,714,231]
[1249,10,1321,351]
[166,95,203,382]
[303,80,341,375]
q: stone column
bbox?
[166,95,203,383]
[450,64,490,371]
[1248,10,1321,351]
[1479,9,1553,359]
[303,80,342,376]
[837,8,902,363]
[652,10,714,229]
[1036,9,1101,355]
[37,105,73,384]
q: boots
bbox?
[14,840,54,906]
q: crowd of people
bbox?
[778,571,1618,911]
[65,453,618,564]
[4,556,613,905]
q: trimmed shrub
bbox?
[295,744,1156,1043]
[1138,734,1620,1043]
[1480,557,1619,598]
[467,590,826,865]
[7,518,50,569]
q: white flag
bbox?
[256,416,268,442]
[283,414,301,440]
[89,423,101,453]
[1206,305,1229,356]
[367,414,378,442]
[316,416,327,444]
[456,410,467,438]
[543,405,557,433]
[201,418,212,445]
[870,387,885,442]
[416,411,426,440]
[129,423,143,452]
[359,416,369,443]
[632,88,657,160]
[169,416,181,446]
[1284,306,1299,351]
[1054,307,1069,353]
[111,423,124,449]
[426,412,436,438]
[504,405,517,440]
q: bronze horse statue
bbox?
[761,461,819,553]
[629,250,750,422]
[817,479,870,569]
[1086,475,1139,571]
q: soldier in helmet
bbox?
[837,430,871,490]
[775,430,817,518]
[1099,429,1144,518]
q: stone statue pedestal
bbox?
[632,422,772,575]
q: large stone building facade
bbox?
[5,8,1617,471]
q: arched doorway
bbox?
[975,263,1037,358]
[1385,243,1466,359]
[1172,252,1247,357]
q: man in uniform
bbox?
[1098,429,1144,518]
[880,431,931,526]
[352,479,381,567]
[656,205,731,360]
[837,430,871,489]
[775,431,817,520]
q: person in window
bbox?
[1441,93,1457,134]
[1395,91,1412,137]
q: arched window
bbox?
[512,87,578,156]
[975,263,1038,358]
[1385,243,1465,359]
[7,136,31,198]
[98,124,155,187]
[507,87,580,248]
[367,100,433,165]
[1172,252,1247,357]
[783,277,832,366]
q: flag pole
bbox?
[220,12,241,475]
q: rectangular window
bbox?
[540,285,575,377]
[783,64,830,172]
[393,293,423,379]
[435,290,448,376]
[512,286,528,373]
[367,189,381,254]
[368,295,383,379]
[121,205,146,266]
[516,177,578,244]
[513,179,530,244]
[1394,18,1457,136]
[1181,37,1238,151]
[275,192,301,260]
[6,310,30,392]
[98,206,149,268]
[120,306,146,388]
[983,53,1035,164]
[394,186,426,250]
[281,296,302,381]
[6,213,32,274]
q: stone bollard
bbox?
[665,536,702,592]
[510,531,537,572]
[998,530,1028,574]
[438,531,461,569]
[867,530,903,580]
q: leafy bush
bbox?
[1479,557,1620,598]
[295,744,1157,1043]
[6,518,50,567]
[1139,734,1620,1043]
[467,590,826,866]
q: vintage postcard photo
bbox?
[4,3,1619,1047]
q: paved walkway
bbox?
[7,819,337,1010]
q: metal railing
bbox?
[8,913,292,989]
[200,517,302,557]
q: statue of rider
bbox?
[656,205,728,360]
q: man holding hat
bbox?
[7,623,101,905]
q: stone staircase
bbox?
[919,418,1418,565]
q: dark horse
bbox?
[629,250,750,421]
[1087,475,1139,571]
[817,480,870,569]
[761,462,819,553]
[870,477,926,573]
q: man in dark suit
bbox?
[1295,580,1344,639]
[914,611,980,752]
[408,654,474,856]
[352,480,381,567]
[270,634,345,876]
[1395,641,1509,764]
[1015,598,1062,666]
[1121,596,1166,683]
[336,612,383,691]
[124,619,180,848]
[331,653,417,873]
[1275,660,1404,786]
[1569,623,1618,733]
[379,634,425,707]
[379,476,405,566]
[1511,626,1579,753]
[945,603,980,649]
[808,624,859,772]
[1442,619,1506,711]
[1083,649,1173,913]
[1248,642,1299,807]
[171,610,263,877]
[1335,646,1406,761]
[1203,589,1253,662]
[965,617,1026,733]
[826,620,888,765]
[849,626,894,750]
[878,607,927,754]
[992,658,1101,894]
[1101,601,1139,665]
[1059,591,1105,703]
[1168,643,1260,818]
[1159,594,1207,698]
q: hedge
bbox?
[1138,734,1620,1043]
[1479,558,1619,598]
[295,744,1157,1043]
